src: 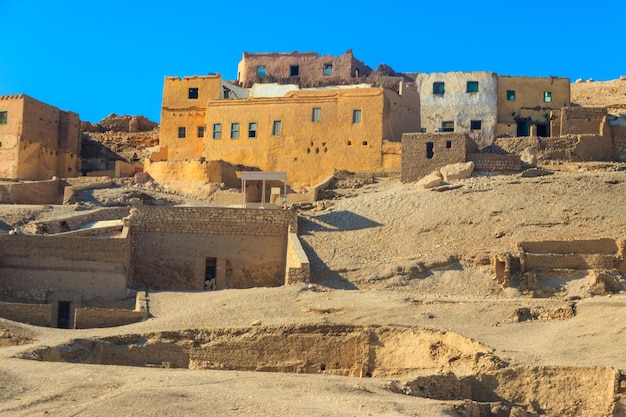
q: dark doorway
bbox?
[57,301,71,328]
[536,123,549,137]
[205,258,217,291]
[426,142,434,159]
[516,120,530,137]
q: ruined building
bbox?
[0,94,81,180]
[237,50,373,88]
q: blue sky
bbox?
[1,0,624,123]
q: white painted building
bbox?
[415,72,498,148]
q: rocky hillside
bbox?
[570,77,626,114]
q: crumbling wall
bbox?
[613,125,626,160]
[560,107,607,135]
[128,206,298,290]
[74,307,148,329]
[466,153,521,172]
[22,207,130,235]
[0,301,51,326]
[0,178,63,204]
[519,238,620,272]
[285,231,310,284]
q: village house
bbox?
[0,94,81,180]
[154,73,420,186]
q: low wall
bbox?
[74,307,148,329]
[0,301,51,326]
[23,207,130,235]
[466,153,521,172]
[520,239,618,254]
[285,232,310,284]
[0,178,63,204]
[518,239,622,273]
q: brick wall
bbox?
[560,107,607,135]
[74,307,148,329]
[401,132,471,182]
[466,153,521,172]
[0,178,63,204]
[0,301,51,326]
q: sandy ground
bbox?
[2,163,626,415]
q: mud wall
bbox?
[466,153,521,172]
[285,231,310,284]
[0,231,130,302]
[519,238,621,272]
[0,301,51,326]
[0,178,63,204]
[401,132,472,182]
[22,207,130,235]
[128,206,298,290]
[560,107,607,135]
[74,307,148,329]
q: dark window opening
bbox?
[362,141,368,146]
[433,82,445,95]
[290,65,299,76]
[323,64,332,76]
[507,90,516,101]
[197,126,205,138]
[470,120,482,130]
[188,88,198,99]
[516,120,530,137]
[0,111,7,124]
[446,140,452,149]
[178,127,186,139]
[466,81,479,93]
[57,301,71,329]
[272,120,281,136]
[205,258,217,291]
[536,123,549,137]
[426,142,434,159]
[441,121,454,132]
[347,141,352,146]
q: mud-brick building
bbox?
[237,50,373,88]
[416,72,498,148]
[496,76,570,138]
[157,74,420,186]
[0,94,81,180]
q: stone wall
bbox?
[128,206,298,290]
[613,125,626,160]
[519,239,622,273]
[23,207,130,235]
[401,132,472,182]
[559,107,607,135]
[0,178,63,204]
[74,307,148,329]
[466,153,521,172]
[0,301,51,326]
[285,231,310,284]
[0,231,130,302]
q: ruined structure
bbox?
[237,50,373,88]
[0,206,308,328]
[156,73,420,186]
[0,94,81,180]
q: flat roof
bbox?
[237,171,287,181]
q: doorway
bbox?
[536,123,549,137]
[57,301,71,328]
[205,258,217,291]
[516,120,530,137]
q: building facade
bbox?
[0,94,81,180]
[416,72,498,148]
[496,76,570,138]
[237,50,373,88]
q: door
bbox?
[516,120,530,137]
[57,301,71,328]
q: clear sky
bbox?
[1,0,624,123]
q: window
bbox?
[312,107,321,122]
[248,122,257,138]
[0,111,6,124]
[230,122,240,139]
[507,90,516,101]
[212,123,222,139]
[290,65,299,76]
[544,91,552,102]
[446,140,452,149]
[470,120,482,130]
[352,109,362,124]
[178,127,186,139]
[466,81,479,93]
[188,88,198,99]
[426,142,434,159]
[257,66,266,77]
[441,121,454,132]
[323,63,333,76]
[272,120,282,136]
[433,82,445,95]
[197,126,205,138]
